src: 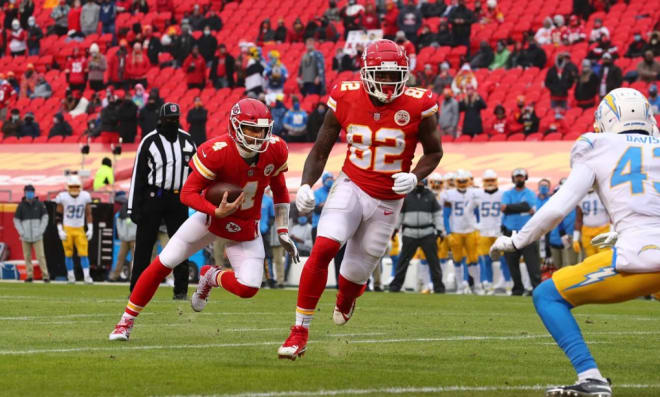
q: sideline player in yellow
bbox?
[55,175,94,284]
[572,189,610,258]
[491,88,660,397]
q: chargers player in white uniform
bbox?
[443,169,480,294]
[491,88,660,397]
[472,169,505,294]
[573,189,611,258]
[55,175,94,284]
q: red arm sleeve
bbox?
[270,172,290,204]
[180,170,217,216]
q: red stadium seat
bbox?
[472,134,490,142]
[489,134,507,142]
[507,133,525,141]
[3,136,19,144]
[455,135,472,143]
[441,135,455,143]
[525,133,543,141]
[543,132,562,141]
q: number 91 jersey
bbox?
[327,81,438,200]
[190,134,288,241]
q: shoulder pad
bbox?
[570,133,598,167]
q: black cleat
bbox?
[546,378,612,397]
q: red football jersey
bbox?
[0,83,15,109]
[189,134,288,241]
[327,81,438,200]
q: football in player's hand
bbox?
[205,183,243,206]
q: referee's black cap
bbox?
[160,102,180,118]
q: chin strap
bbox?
[235,142,258,159]
[274,203,289,234]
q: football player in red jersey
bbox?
[109,98,299,341]
[278,39,443,360]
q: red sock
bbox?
[124,257,172,317]
[296,236,341,310]
[219,270,259,298]
[336,274,367,313]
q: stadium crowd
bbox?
[0,0,659,144]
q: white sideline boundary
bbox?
[2,331,658,356]
[161,383,660,397]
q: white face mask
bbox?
[204,30,210,36]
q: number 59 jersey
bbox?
[190,134,288,241]
[327,81,438,200]
[55,191,92,228]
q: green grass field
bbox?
[1,282,659,397]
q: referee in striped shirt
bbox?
[128,102,197,299]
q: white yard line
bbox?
[160,383,660,397]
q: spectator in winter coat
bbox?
[438,88,459,137]
[587,35,618,61]
[99,95,119,136]
[2,109,22,137]
[289,18,305,42]
[544,53,577,110]
[395,31,417,70]
[132,83,148,109]
[257,19,275,44]
[51,0,70,36]
[480,0,504,24]
[362,3,380,30]
[283,97,308,142]
[198,26,218,64]
[19,64,38,99]
[138,94,159,135]
[417,25,437,48]
[19,0,36,28]
[183,46,206,89]
[489,40,510,70]
[48,113,73,138]
[631,50,660,83]
[490,104,508,135]
[125,42,149,87]
[186,97,207,146]
[416,64,436,89]
[210,44,235,88]
[563,15,586,45]
[19,112,39,138]
[81,0,100,36]
[187,4,205,31]
[8,19,27,56]
[397,0,422,44]
[298,38,325,96]
[142,26,160,65]
[99,0,116,35]
[324,1,341,22]
[306,102,327,142]
[108,40,129,89]
[520,104,540,135]
[432,62,453,94]
[31,75,52,99]
[67,0,82,36]
[597,53,622,99]
[13,185,49,282]
[550,14,567,45]
[316,16,339,42]
[435,19,452,46]
[340,0,364,38]
[204,11,223,31]
[26,16,42,55]
[470,41,494,69]
[449,0,475,47]
[625,32,647,58]
[645,32,660,56]
[574,59,599,109]
[244,47,265,96]
[174,25,195,67]
[117,90,138,142]
[65,46,88,93]
[459,85,486,137]
[382,0,399,40]
[274,19,288,42]
[521,39,547,68]
[588,18,609,43]
[88,43,107,91]
[534,17,554,45]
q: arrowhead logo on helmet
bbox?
[360,39,410,103]
[229,98,274,154]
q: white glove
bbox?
[591,231,618,248]
[278,233,300,264]
[57,224,67,241]
[560,234,571,249]
[86,223,93,240]
[392,172,418,195]
[489,235,517,256]
[295,184,315,213]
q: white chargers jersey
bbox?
[55,191,92,228]
[578,190,610,227]
[572,133,660,271]
[443,188,477,234]
[473,189,504,237]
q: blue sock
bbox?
[80,256,90,269]
[484,255,493,283]
[65,257,74,272]
[500,256,511,282]
[462,259,469,282]
[390,255,398,276]
[533,280,598,374]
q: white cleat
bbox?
[109,318,134,341]
[67,274,76,284]
[84,276,94,285]
[333,301,356,326]
[191,265,218,312]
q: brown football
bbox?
[204,182,243,206]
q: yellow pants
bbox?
[581,224,611,258]
[553,249,660,307]
[448,231,479,264]
[62,226,88,257]
[437,237,449,260]
[477,236,497,257]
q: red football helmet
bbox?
[229,98,273,153]
[360,39,410,103]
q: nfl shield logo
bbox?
[170,104,178,113]
[373,113,380,121]
[248,169,254,177]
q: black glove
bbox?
[436,229,445,240]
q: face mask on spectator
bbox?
[293,102,300,110]
[297,216,308,225]
[539,185,549,196]
[11,114,19,121]
[204,29,210,36]
[25,191,35,200]
[324,178,333,188]
[634,35,642,42]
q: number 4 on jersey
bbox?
[611,146,660,194]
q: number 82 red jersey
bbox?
[327,81,438,200]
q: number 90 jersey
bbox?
[327,81,438,200]
[55,191,92,228]
[190,134,288,241]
